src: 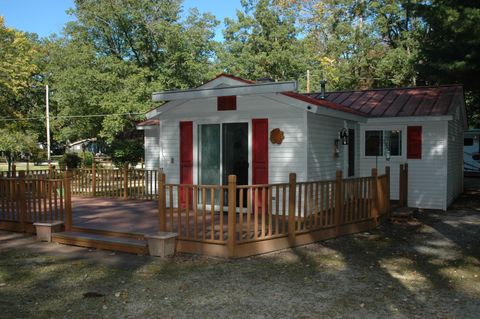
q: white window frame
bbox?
[361,126,406,160]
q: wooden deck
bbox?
[1,167,395,257]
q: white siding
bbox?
[155,94,308,184]
[306,113,347,180]
[446,117,464,207]
[144,127,159,170]
[359,121,448,210]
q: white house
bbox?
[138,74,467,210]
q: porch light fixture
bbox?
[339,128,349,145]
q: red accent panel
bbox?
[217,96,237,111]
[180,121,193,207]
[407,126,422,159]
[252,119,269,184]
[252,119,269,213]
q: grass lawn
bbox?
[0,181,479,318]
[0,162,58,171]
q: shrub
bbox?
[109,139,143,168]
[31,147,48,164]
[80,151,94,168]
[59,153,81,170]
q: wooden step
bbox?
[51,231,148,255]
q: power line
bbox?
[0,112,146,122]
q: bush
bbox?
[80,151,94,168]
[59,153,81,170]
[31,147,48,164]
[109,139,143,168]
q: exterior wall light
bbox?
[339,128,349,145]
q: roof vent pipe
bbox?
[320,80,327,99]
[256,77,275,83]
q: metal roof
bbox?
[305,85,464,117]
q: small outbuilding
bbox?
[138,74,467,210]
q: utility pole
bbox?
[306,70,310,93]
[46,85,51,164]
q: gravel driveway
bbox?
[1,179,479,318]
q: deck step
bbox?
[51,231,148,255]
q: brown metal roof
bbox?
[306,85,463,117]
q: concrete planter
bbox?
[33,221,64,242]
[145,232,178,257]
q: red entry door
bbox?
[252,119,269,212]
[179,121,193,208]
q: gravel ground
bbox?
[1,179,479,319]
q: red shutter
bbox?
[252,119,269,213]
[179,121,193,207]
[217,96,237,111]
[252,119,269,184]
[407,126,422,159]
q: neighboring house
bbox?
[67,138,103,154]
[137,74,467,210]
[464,129,480,172]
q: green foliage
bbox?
[414,0,480,127]
[109,139,143,168]
[0,16,45,140]
[2,0,480,141]
[219,0,307,82]
[59,153,82,170]
[44,0,220,143]
[0,128,39,172]
[291,0,421,91]
[80,151,94,168]
[31,147,48,164]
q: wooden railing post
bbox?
[11,164,16,178]
[18,171,27,232]
[64,171,73,231]
[371,168,379,224]
[399,164,409,207]
[385,166,391,216]
[91,161,97,197]
[399,164,405,207]
[227,175,237,257]
[404,163,408,207]
[288,172,297,244]
[158,170,167,231]
[335,170,343,235]
[123,164,129,199]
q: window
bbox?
[365,131,383,156]
[364,130,403,157]
[464,138,474,146]
[217,96,237,111]
[386,130,402,156]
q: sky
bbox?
[0,0,241,40]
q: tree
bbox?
[219,0,308,83]
[0,129,39,174]
[43,0,220,143]
[414,0,480,126]
[0,17,41,126]
[289,0,421,91]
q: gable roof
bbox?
[305,85,464,118]
[147,74,465,124]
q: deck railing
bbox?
[70,163,158,200]
[158,167,391,257]
[0,172,72,232]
